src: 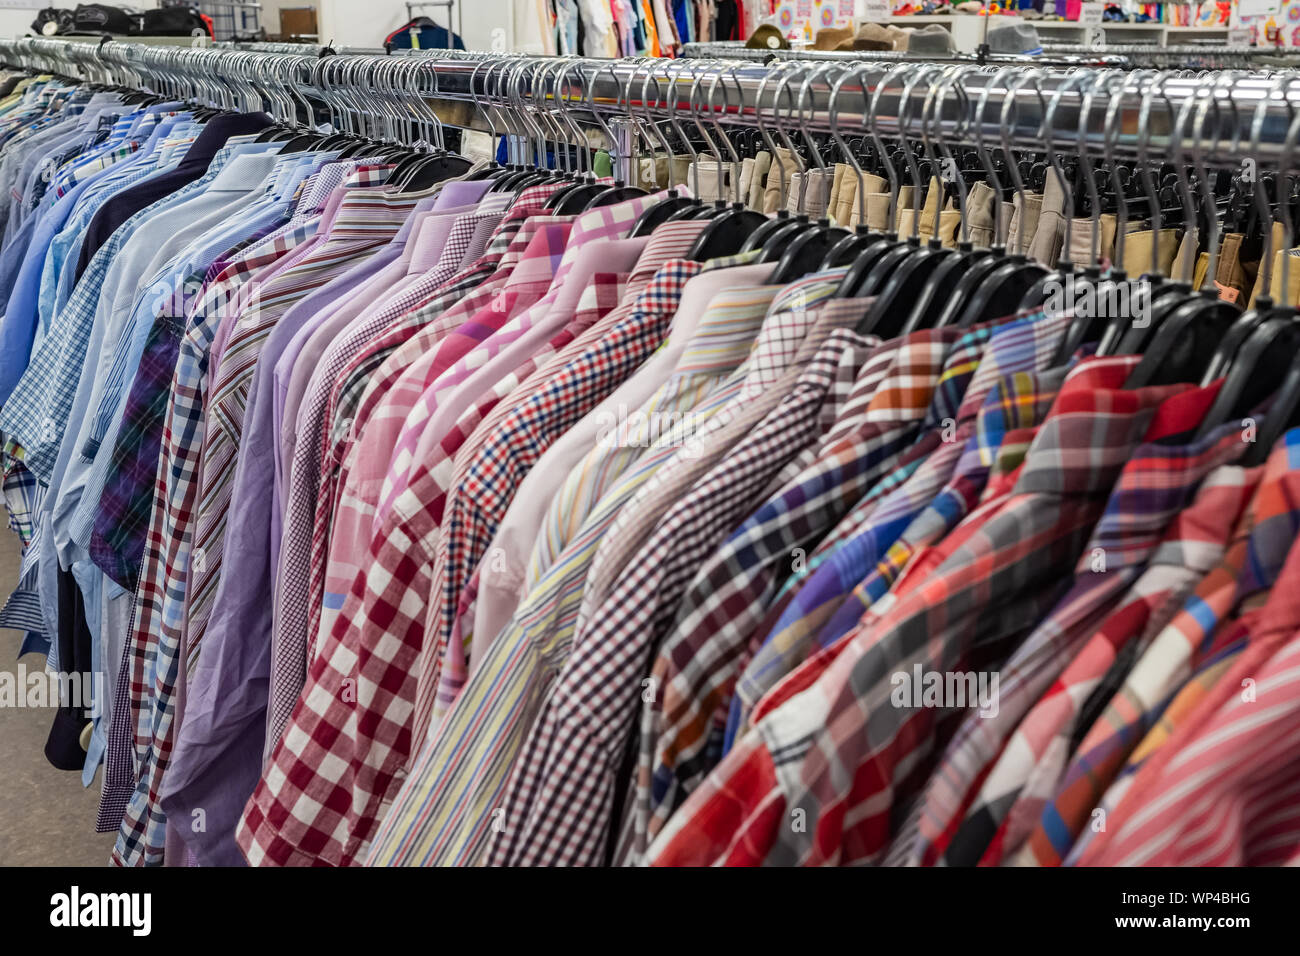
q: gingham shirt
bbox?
[317,270,633,658]
[297,194,665,702]
[1017,437,1300,866]
[238,240,702,868]
[363,281,859,868]
[419,202,689,735]
[260,187,557,744]
[413,255,714,737]
[266,210,569,750]
[488,324,883,866]
[647,355,1200,866]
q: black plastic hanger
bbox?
[1194,313,1300,440]
[1123,289,1241,390]
[769,219,848,283]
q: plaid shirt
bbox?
[633,326,979,858]
[732,378,1067,748]
[237,247,704,868]
[364,284,861,868]
[646,313,1074,847]
[1018,434,1300,867]
[732,369,1068,758]
[647,355,1203,866]
[911,462,1261,866]
[87,311,185,591]
[1075,477,1300,866]
[488,325,882,866]
[104,211,328,861]
[928,400,1250,867]
[87,226,289,592]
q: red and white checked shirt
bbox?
[237,244,703,867]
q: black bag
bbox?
[31,7,77,36]
[71,4,140,36]
[139,7,212,37]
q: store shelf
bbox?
[884,14,1234,51]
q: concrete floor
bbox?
[0,528,114,866]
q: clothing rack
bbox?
[681,40,1136,68]
[3,26,1300,874]
[1037,42,1300,69]
[1,37,1299,173]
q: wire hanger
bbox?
[768,62,852,283]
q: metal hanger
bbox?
[685,64,768,258]
[839,62,939,306]
[1125,71,1244,390]
[902,64,995,333]
[740,60,803,249]
[860,62,965,338]
[629,60,696,235]
[951,67,1050,327]
[834,61,911,299]
[768,62,852,282]
[820,62,892,268]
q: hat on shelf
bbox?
[841,21,907,51]
[745,23,790,50]
[985,22,1043,55]
[814,26,853,50]
[905,23,957,53]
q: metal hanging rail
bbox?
[2,36,1300,173]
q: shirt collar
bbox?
[966,366,1069,472]
[505,220,574,288]
[676,282,782,374]
[1013,355,1198,497]
[571,272,632,330]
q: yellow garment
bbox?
[1122,228,1179,278]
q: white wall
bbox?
[0,2,160,41]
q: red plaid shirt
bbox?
[648,356,1202,866]
[1078,442,1300,866]
[920,391,1249,867]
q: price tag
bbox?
[1214,282,1241,305]
[859,0,891,21]
[1087,26,1107,49]
[1227,27,1254,49]
[1079,3,1105,26]
[1237,0,1280,17]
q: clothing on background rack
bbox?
[1,42,1300,870]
